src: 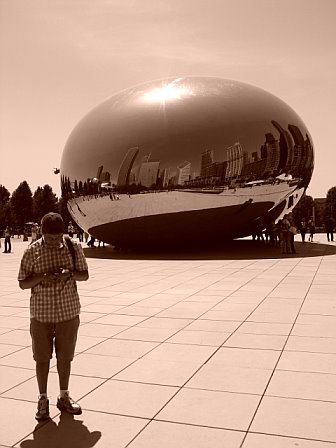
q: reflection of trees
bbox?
[61,175,101,200]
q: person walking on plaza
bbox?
[280,215,291,254]
[288,215,297,254]
[299,217,307,242]
[324,216,335,242]
[4,226,11,253]
[29,224,38,246]
[18,212,89,421]
[67,221,75,238]
[308,217,315,242]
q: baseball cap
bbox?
[41,212,64,234]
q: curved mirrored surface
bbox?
[60,77,314,248]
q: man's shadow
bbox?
[20,412,101,448]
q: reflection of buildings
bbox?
[262,133,281,175]
[241,158,267,180]
[81,119,313,195]
[96,165,111,182]
[288,125,314,176]
[117,147,139,186]
[225,142,245,180]
[138,161,160,187]
[193,149,228,186]
[304,135,314,173]
[288,124,304,171]
[271,121,314,183]
[177,161,191,185]
[271,121,294,173]
[200,150,214,177]
[159,167,170,187]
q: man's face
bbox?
[43,233,63,247]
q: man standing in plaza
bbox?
[4,226,11,253]
[325,216,335,242]
[18,212,89,421]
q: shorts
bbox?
[30,316,80,362]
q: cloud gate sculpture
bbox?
[60,77,314,249]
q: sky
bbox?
[1,0,335,199]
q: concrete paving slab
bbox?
[0,235,336,447]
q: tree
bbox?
[58,196,72,228]
[326,186,336,220]
[292,194,314,225]
[0,185,11,231]
[33,185,59,223]
[10,181,33,232]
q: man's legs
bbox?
[55,317,82,414]
[57,359,71,391]
[30,319,53,394]
[5,237,11,252]
[30,319,53,420]
[36,361,50,394]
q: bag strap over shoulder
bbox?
[64,235,76,270]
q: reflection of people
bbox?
[325,216,335,242]
[4,226,11,253]
[87,235,96,247]
[254,218,264,242]
[18,212,89,421]
[264,220,275,246]
[251,218,264,242]
[274,220,281,247]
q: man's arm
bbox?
[19,269,89,289]
[19,272,55,290]
[72,270,89,281]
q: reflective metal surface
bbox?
[60,77,314,249]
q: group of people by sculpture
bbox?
[252,214,335,254]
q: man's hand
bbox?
[43,272,56,282]
[58,269,73,281]
[51,269,73,281]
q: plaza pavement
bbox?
[0,235,336,448]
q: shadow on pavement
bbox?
[19,413,101,448]
[83,239,336,261]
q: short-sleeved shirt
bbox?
[18,237,88,323]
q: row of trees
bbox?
[0,181,71,235]
[292,186,336,228]
[1,180,335,235]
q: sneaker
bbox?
[57,392,82,415]
[36,396,50,421]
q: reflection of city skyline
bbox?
[100,120,313,188]
[61,119,313,195]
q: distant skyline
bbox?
[1,0,335,198]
